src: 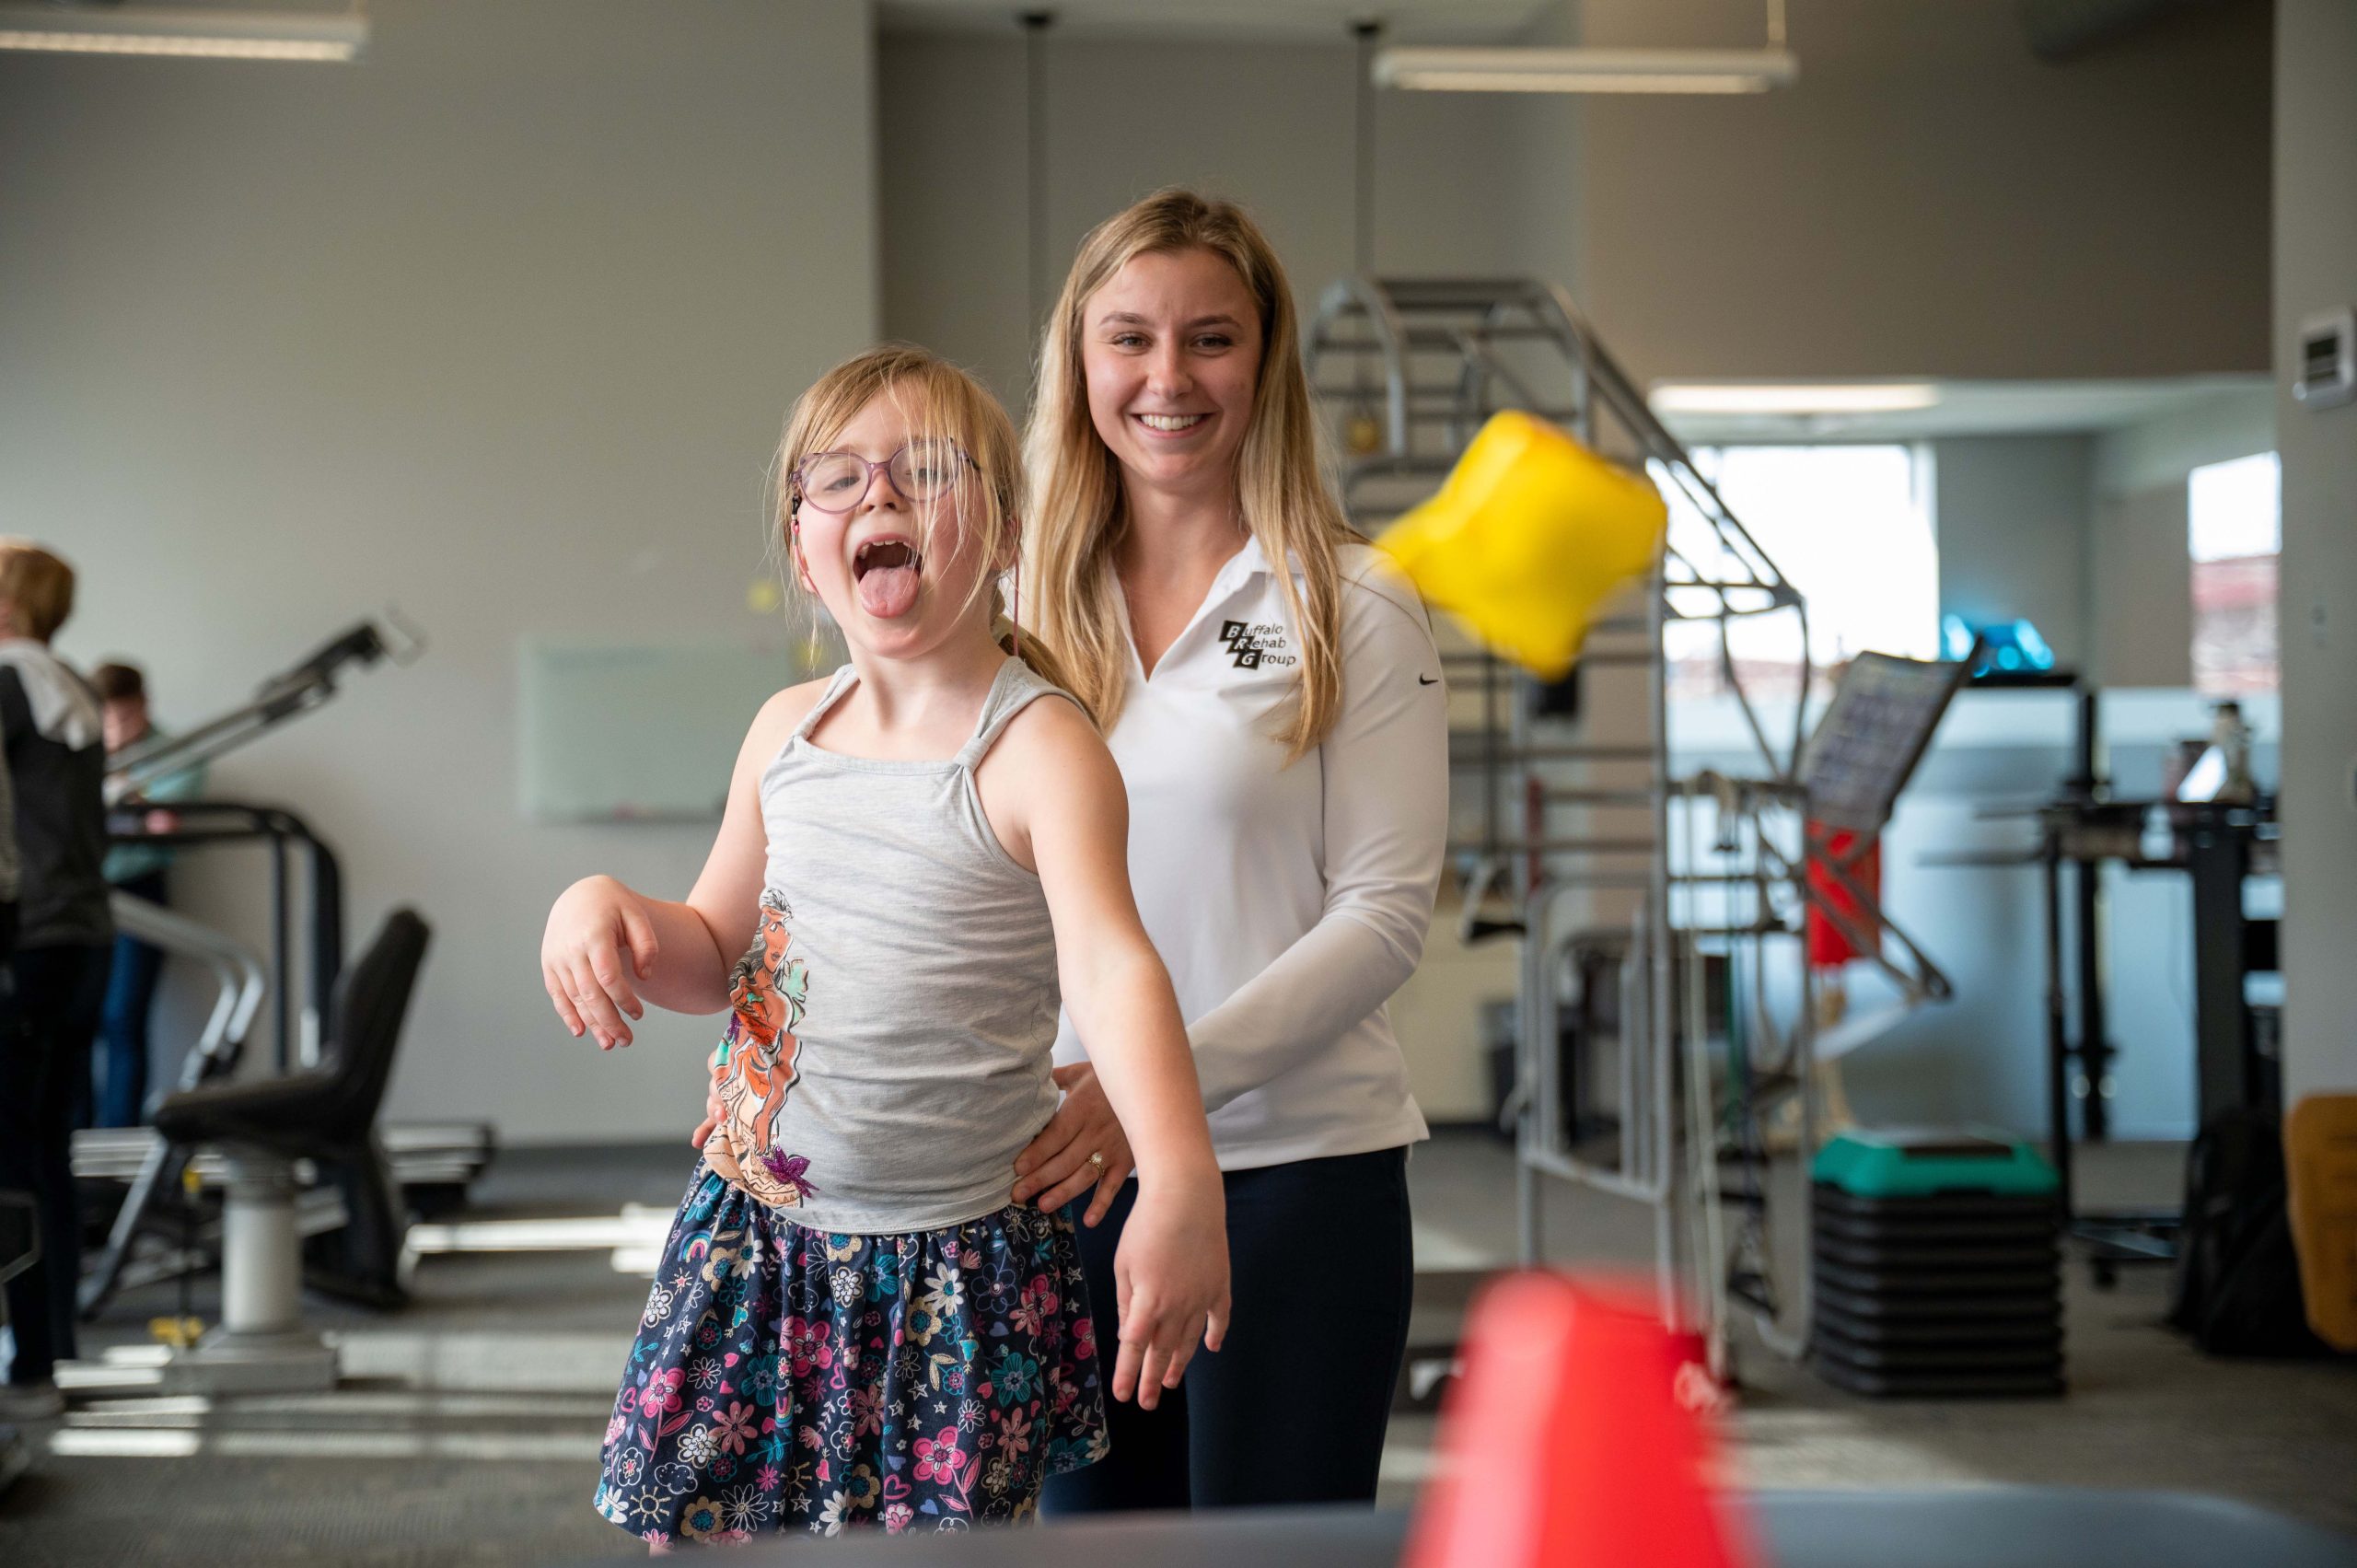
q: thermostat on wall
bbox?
[2295,306,2355,410]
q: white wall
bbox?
[1573,0,2271,384]
[1934,436,2095,669]
[2274,0,2357,1102]
[0,0,880,1143]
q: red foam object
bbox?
[1403,1273,1759,1568]
[1805,825,1882,970]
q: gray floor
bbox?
[1,1134,2351,1566]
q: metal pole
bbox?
[1647,550,1679,1325]
[2188,816,2253,1121]
[2043,821,2076,1220]
[1022,12,1054,352]
[1353,20,1379,279]
[270,832,290,1074]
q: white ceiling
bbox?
[1654,376,2274,443]
[877,0,1553,44]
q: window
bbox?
[2188,452,2280,696]
[1658,445,1938,702]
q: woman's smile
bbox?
[1134,412,1211,436]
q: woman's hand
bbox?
[1110,1172,1230,1410]
[540,875,661,1049]
[1012,1063,1133,1225]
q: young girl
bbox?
[541,345,1229,1543]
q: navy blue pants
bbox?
[1041,1144,1414,1513]
[93,869,168,1129]
[2,943,112,1385]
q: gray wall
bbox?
[2096,388,2278,496]
[1,0,881,1142]
[2082,388,2277,690]
[1573,0,2271,383]
[878,27,1522,404]
[2089,486,2196,689]
[2274,0,2357,1102]
[1934,436,2095,669]
[1502,0,1585,294]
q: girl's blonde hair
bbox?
[1022,188,1352,761]
[773,343,1073,696]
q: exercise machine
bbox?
[144,909,431,1393]
[73,619,490,1317]
[76,889,269,1313]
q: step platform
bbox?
[1807,1128,2065,1398]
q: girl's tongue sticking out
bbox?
[853,538,923,619]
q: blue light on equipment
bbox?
[1942,614,2057,677]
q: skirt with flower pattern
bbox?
[593,1163,1109,1542]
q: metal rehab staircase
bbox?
[1306,276,1950,1374]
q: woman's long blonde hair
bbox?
[1022,189,1352,758]
[774,343,1072,693]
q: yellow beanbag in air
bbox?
[1377,409,1666,681]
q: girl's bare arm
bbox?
[541,680,822,1046]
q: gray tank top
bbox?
[699,656,1072,1234]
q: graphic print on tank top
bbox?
[702,889,819,1208]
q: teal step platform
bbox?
[1808,1128,2066,1398]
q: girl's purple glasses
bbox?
[794,438,977,514]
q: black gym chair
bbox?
[152,909,431,1328]
[0,1189,38,1494]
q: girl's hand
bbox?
[1111,1173,1230,1410]
[1012,1063,1133,1225]
[541,875,661,1050]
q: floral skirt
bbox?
[594,1164,1109,1543]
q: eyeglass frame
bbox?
[789,441,982,517]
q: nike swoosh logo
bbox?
[1418,675,1440,686]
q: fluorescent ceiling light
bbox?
[0,6,366,62]
[1376,47,1796,95]
[1651,383,1943,416]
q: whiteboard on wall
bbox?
[518,640,828,822]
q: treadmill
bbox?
[71,620,495,1317]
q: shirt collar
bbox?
[1207,534,1272,600]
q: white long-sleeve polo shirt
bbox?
[1051,535,1447,1171]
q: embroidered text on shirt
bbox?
[1218,619,1297,670]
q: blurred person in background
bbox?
[0,540,111,1420]
[91,661,205,1129]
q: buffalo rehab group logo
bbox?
[1219,619,1297,670]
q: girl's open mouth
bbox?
[852,536,923,619]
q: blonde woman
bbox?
[1013,191,1448,1510]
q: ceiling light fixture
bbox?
[1650,383,1944,416]
[1376,0,1793,96]
[0,6,366,62]
[1375,47,1796,95]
